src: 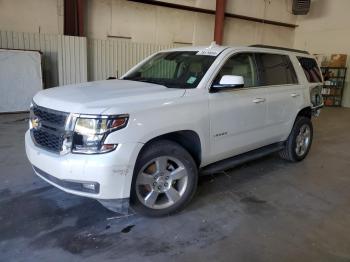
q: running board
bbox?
[200,142,285,175]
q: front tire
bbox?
[131,140,198,217]
[279,116,313,162]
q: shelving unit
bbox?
[321,67,347,107]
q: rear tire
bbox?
[130,140,198,217]
[279,116,313,162]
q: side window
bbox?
[297,57,323,83]
[214,53,258,88]
[255,53,298,86]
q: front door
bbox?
[208,53,270,162]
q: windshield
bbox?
[123,51,217,88]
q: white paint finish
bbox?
[25,131,143,199]
[294,0,350,107]
[33,79,185,114]
[103,87,211,164]
[208,87,268,162]
[26,45,318,200]
[219,75,244,85]
[0,0,63,34]
[264,84,304,140]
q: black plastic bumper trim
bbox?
[33,166,100,194]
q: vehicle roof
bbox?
[164,43,229,55]
[164,43,313,58]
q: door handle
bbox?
[291,93,300,98]
[253,98,266,103]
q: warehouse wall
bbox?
[0,0,298,87]
[86,0,296,47]
[0,0,296,47]
[294,0,350,107]
[0,0,64,35]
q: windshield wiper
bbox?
[124,77,170,87]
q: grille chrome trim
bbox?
[32,104,68,126]
[30,103,70,154]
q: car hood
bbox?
[33,80,186,114]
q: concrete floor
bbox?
[1,108,350,262]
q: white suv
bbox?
[25,44,323,216]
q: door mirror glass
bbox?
[212,75,245,91]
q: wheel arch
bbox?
[296,106,312,120]
[137,130,202,167]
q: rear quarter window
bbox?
[255,53,298,86]
[297,57,323,83]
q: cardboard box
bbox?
[329,54,347,67]
[324,98,333,106]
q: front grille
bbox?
[32,129,64,152]
[33,106,67,126]
[31,104,69,153]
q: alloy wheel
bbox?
[295,124,311,157]
[135,156,189,209]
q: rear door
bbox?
[254,53,303,143]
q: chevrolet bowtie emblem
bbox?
[31,117,41,130]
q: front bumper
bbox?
[312,103,324,117]
[25,130,143,200]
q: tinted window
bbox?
[297,57,322,83]
[213,53,258,87]
[256,53,298,86]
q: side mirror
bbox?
[211,75,244,92]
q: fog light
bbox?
[82,183,96,191]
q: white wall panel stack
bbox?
[0,31,58,88]
[0,31,88,88]
[0,49,43,112]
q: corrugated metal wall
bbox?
[57,35,87,86]
[0,31,59,88]
[87,38,175,81]
[0,31,185,87]
[0,31,87,88]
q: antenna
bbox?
[209,41,217,48]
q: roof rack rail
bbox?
[250,44,310,55]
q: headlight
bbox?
[72,114,128,154]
